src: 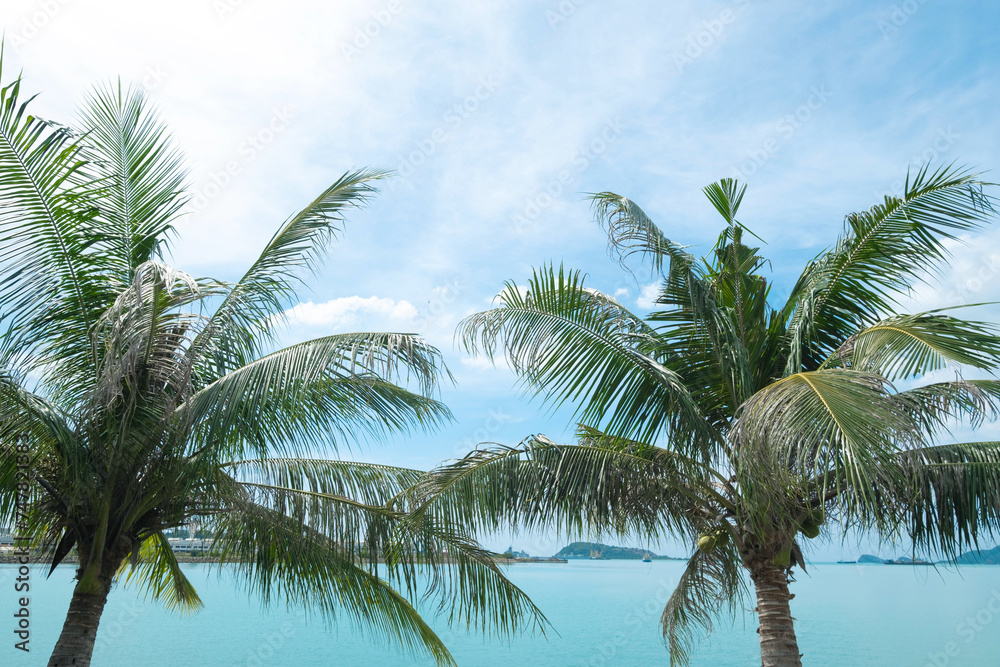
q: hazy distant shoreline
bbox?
[0,553,218,565]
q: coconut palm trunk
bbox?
[750,564,802,667]
[48,558,122,667]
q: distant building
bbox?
[167,538,214,553]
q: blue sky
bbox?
[4,0,1000,558]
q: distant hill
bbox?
[951,546,1000,565]
[554,542,672,560]
[853,551,1000,565]
[857,554,933,565]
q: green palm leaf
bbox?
[76,81,186,281]
[410,434,704,544]
[193,168,388,375]
[212,500,456,666]
[661,544,748,667]
[458,265,709,449]
[868,442,1000,559]
[0,64,105,378]
[222,461,549,643]
[824,310,1000,379]
[384,512,549,639]
[119,532,203,613]
[732,370,921,524]
[590,192,683,275]
[783,165,997,373]
[181,333,452,458]
[890,379,1000,438]
[224,458,424,507]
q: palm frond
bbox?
[0,66,106,378]
[590,191,691,277]
[385,511,550,640]
[824,311,1000,379]
[782,165,997,373]
[120,532,203,613]
[732,370,922,523]
[211,499,456,666]
[457,265,709,450]
[890,379,1000,438]
[222,461,549,643]
[661,543,748,667]
[181,333,452,458]
[868,442,1000,560]
[702,178,748,227]
[223,458,424,507]
[76,81,186,281]
[0,376,76,520]
[408,435,703,543]
[193,168,388,375]
[90,262,221,399]
[0,372,75,454]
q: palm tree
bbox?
[0,68,544,666]
[429,172,1000,666]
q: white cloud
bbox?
[460,356,504,371]
[636,282,660,309]
[895,231,1000,317]
[283,296,418,329]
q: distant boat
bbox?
[642,554,653,563]
[836,560,857,564]
[589,549,602,560]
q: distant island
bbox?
[950,546,1000,565]
[496,545,567,563]
[847,547,1000,565]
[554,542,680,560]
[852,554,932,565]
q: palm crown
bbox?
[431,170,1000,666]
[0,68,543,666]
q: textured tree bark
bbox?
[751,563,802,667]
[47,568,113,667]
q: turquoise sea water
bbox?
[2,560,998,666]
